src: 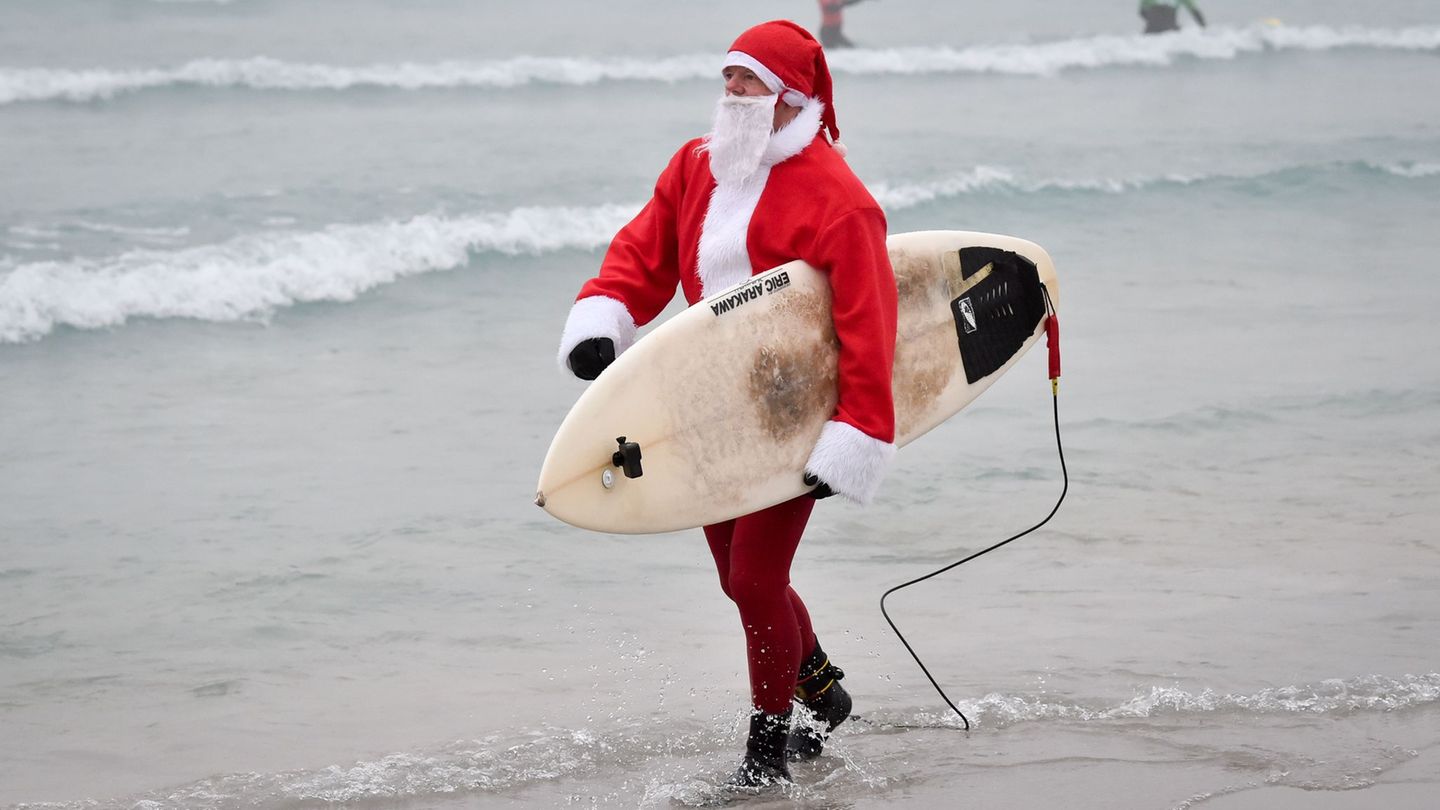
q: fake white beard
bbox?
[706,94,775,184]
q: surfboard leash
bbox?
[878,284,1067,731]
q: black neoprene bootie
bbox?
[727,708,793,787]
[786,640,852,761]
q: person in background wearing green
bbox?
[1139,0,1206,34]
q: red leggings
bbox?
[703,495,818,714]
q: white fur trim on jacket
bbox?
[697,169,768,295]
[696,97,825,296]
[556,295,637,375]
[804,419,897,505]
[762,97,822,166]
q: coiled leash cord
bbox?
[879,285,1066,731]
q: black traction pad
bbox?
[950,249,1047,384]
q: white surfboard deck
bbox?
[536,230,1059,534]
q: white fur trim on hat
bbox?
[556,295,637,375]
[804,419,897,505]
[723,51,806,108]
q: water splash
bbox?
[9,674,1435,809]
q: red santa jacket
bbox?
[558,100,898,504]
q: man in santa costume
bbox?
[556,20,897,787]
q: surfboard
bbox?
[535,230,1059,534]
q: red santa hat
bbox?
[723,20,845,155]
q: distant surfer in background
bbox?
[556,20,897,787]
[817,0,872,49]
[1139,0,1206,34]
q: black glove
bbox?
[803,472,835,500]
[568,337,615,381]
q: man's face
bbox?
[722,66,773,98]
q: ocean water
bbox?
[2,1,1439,807]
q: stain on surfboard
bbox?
[891,248,957,436]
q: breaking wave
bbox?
[2,159,1434,344]
[4,24,1439,105]
[0,205,635,344]
[867,159,1440,208]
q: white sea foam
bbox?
[828,23,1440,79]
[5,158,1436,344]
[867,164,1199,208]
[71,221,192,240]
[12,674,1435,808]
[0,205,636,344]
[1104,673,1440,716]
[869,165,1022,209]
[1379,160,1440,178]
[3,25,1438,105]
[7,225,63,240]
[869,165,1223,209]
[0,54,718,105]
[896,672,1440,729]
[871,159,1438,210]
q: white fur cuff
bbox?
[804,420,897,505]
[556,295,637,374]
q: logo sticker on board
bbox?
[708,270,791,317]
[958,297,978,333]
